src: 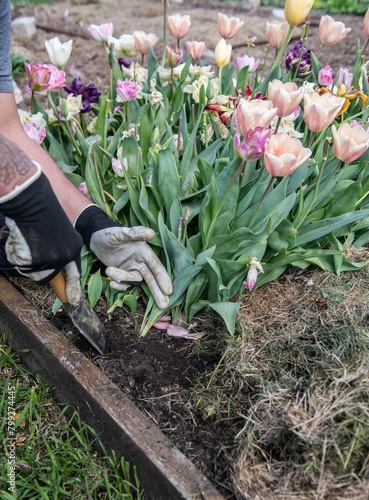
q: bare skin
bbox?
[0,133,37,195]
[0,92,91,221]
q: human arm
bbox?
[0,134,83,305]
[0,3,171,308]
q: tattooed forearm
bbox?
[0,134,33,187]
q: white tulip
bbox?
[45,36,73,67]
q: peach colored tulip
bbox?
[364,8,369,38]
[214,38,232,68]
[284,0,315,27]
[168,14,191,40]
[266,20,290,49]
[331,123,369,163]
[233,98,278,136]
[217,12,244,40]
[319,15,351,46]
[267,79,303,117]
[303,91,345,132]
[264,133,312,177]
[186,40,206,60]
[133,31,158,55]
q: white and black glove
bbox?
[75,205,173,309]
[0,164,83,305]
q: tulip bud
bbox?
[336,67,353,87]
[45,36,73,68]
[87,23,113,42]
[133,31,159,55]
[266,20,290,49]
[214,39,232,68]
[185,40,206,60]
[284,0,315,27]
[331,123,369,163]
[168,14,191,40]
[303,92,345,132]
[264,133,312,177]
[166,46,183,68]
[318,65,333,87]
[319,15,351,46]
[267,79,304,117]
[217,12,244,40]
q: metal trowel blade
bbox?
[65,297,106,355]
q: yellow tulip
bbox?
[284,0,315,27]
[214,39,232,68]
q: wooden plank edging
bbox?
[0,276,224,500]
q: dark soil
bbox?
[50,301,240,497]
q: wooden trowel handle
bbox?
[49,272,68,303]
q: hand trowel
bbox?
[50,272,107,355]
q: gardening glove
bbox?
[75,205,173,309]
[0,162,83,306]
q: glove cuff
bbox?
[0,161,41,203]
[74,205,120,247]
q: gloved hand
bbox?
[0,163,83,306]
[75,205,173,309]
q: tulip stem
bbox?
[249,176,275,228]
[218,66,223,95]
[161,0,168,67]
[259,44,270,83]
[294,138,332,229]
[360,39,369,59]
[274,116,282,134]
[273,25,295,69]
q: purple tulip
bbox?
[285,41,312,77]
[64,77,101,113]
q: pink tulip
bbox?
[133,31,158,55]
[23,122,46,144]
[364,8,369,38]
[116,78,138,102]
[336,67,353,87]
[47,65,66,91]
[319,15,351,46]
[168,14,191,40]
[166,46,183,68]
[267,79,303,117]
[264,133,312,177]
[233,98,278,136]
[234,127,271,162]
[217,12,244,40]
[318,65,333,87]
[87,23,114,42]
[303,92,345,132]
[24,62,51,93]
[235,55,260,73]
[331,123,369,163]
[24,62,65,94]
[265,20,290,49]
[185,40,206,60]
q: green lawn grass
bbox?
[0,330,142,500]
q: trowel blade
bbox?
[65,297,106,355]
